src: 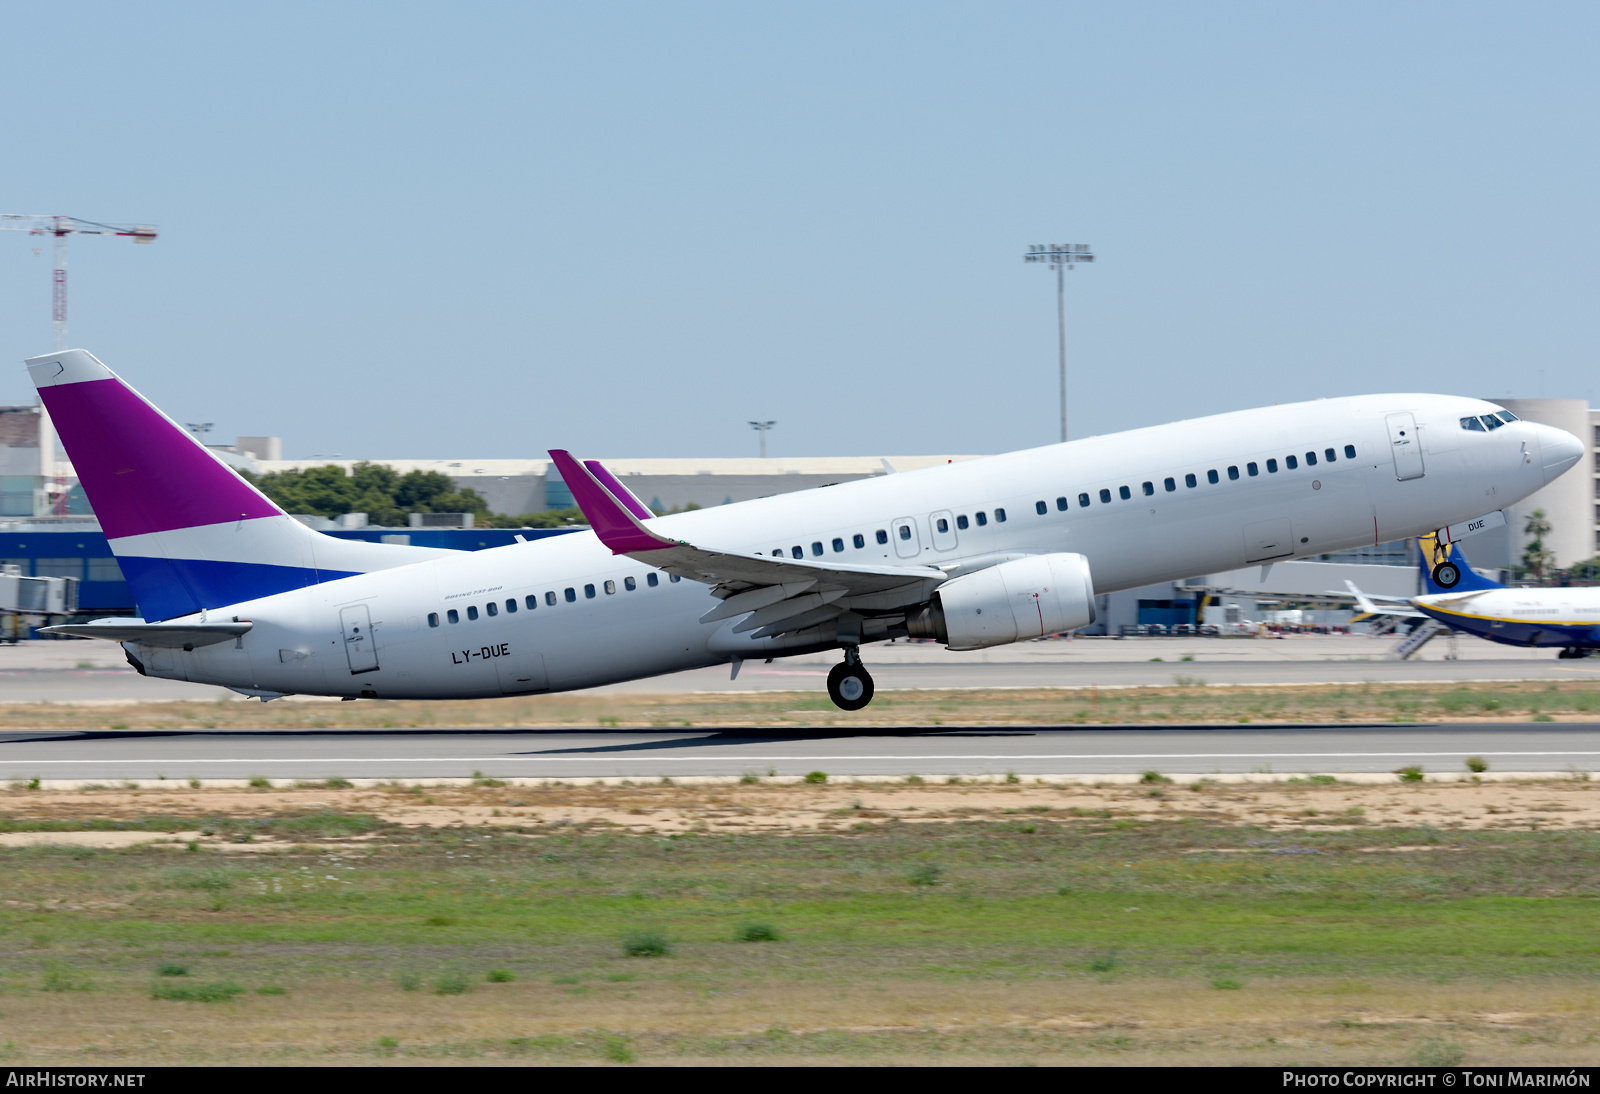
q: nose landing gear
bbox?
[827,647,875,711]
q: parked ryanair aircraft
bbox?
[1350,531,1600,658]
[33,349,1584,709]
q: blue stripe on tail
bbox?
[117,557,362,621]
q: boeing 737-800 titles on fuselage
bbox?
[31,350,1584,710]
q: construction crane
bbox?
[1,214,157,513]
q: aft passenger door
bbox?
[891,517,921,558]
[339,604,379,674]
[1385,413,1425,481]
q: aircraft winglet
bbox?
[547,450,678,554]
[583,460,655,521]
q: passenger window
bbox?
[1142,481,1154,496]
[1247,462,1258,476]
[1305,451,1317,466]
[853,534,865,548]
[791,546,803,558]
[1267,459,1278,473]
[1035,501,1047,515]
[604,580,616,595]
[1164,477,1176,492]
[447,609,459,624]
[976,512,988,526]
[937,517,951,532]
[1056,497,1068,511]
[564,588,576,602]
[546,591,557,606]
[1286,455,1298,469]
[876,529,888,544]
[811,541,823,556]
[771,549,783,557]
[467,605,479,621]
[584,584,596,598]
[995,508,1006,522]
[526,595,539,609]
[647,573,659,587]
[1118,485,1131,500]
[956,515,968,530]
[624,576,636,591]
[485,601,498,617]
[1099,488,1111,504]
[1481,414,1503,431]
[1460,416,1485,431]
[506,598,517,613]
[1227,466,1239,480]
[428,612,440,627]
[1185,473,1197,488]
[1078,493,1090,507]
[898,525,912,540]
[1324,448,1336,463]
[1344,444,1357,458]
[669,574,681,582]
[832,538,844,553]
[1207,469,1219,484]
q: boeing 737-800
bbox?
[32,349,1584,710]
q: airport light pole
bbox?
[1024,243,1094,443]
[749,420,776,459]
[185,423,213,445]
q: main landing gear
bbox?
[827,647,875,711]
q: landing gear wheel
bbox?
[1432,562,1461,589]
[827,661,875,711]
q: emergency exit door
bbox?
[340,604,380,674]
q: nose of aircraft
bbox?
[1535,424,1585,483]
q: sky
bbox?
[1,2,1596,460]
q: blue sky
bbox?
[2,2,1595,459]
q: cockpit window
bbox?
[1497,411,1518,423]
[1480,414,1504,431]
[1460,416,1485,432]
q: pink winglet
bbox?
[583,460,655,521]
[547,450,676,554]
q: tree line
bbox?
[239,463,583,529]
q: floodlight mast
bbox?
[1,215,157,509]
[748,420,776,459]
[1023,243,1093,443]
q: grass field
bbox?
[10,679,1600,732]
[0,779,1597,1065]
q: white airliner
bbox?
[33,349,1583,709]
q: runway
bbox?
[3,635,1600,704]
[3,723,1597,781]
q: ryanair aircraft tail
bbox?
[1418,532,1504,596]
[27,350,449,622]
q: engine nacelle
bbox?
[907,553,1096,650]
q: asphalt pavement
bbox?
[2,723,1596,781]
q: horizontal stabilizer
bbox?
[41,618,252,648]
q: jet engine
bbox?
[906,553,1096,650]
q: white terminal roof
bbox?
[252,456,985,477]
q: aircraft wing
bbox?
[1342,580,1425,619]
[548,450,945,637]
